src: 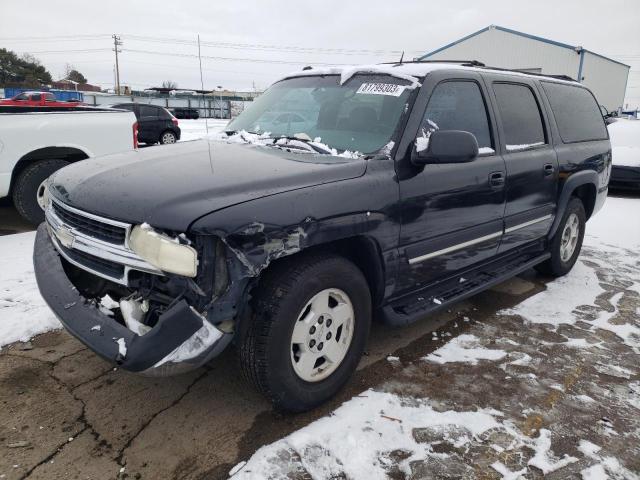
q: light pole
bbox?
[217,85,223,119]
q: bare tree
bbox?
[162,80,178,89]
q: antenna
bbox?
[197,34,208,135]
[399,51,404,64]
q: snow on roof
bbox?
[280,62,581,86]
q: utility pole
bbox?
[112,34,122,95]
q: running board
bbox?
[380,252,550,327]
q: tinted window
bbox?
[158,108,172,119]
[421,81,492,149]
[14,93,28,101]
[139,105,158,118]
[541,82,608,143]
[493,83,546,151]
[31,94,41,101]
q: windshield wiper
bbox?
[269,135,333,155]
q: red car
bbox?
[0,91,84,107]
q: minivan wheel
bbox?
[536,197,586,277]
[12,159,69,225]
[160,131,177,144]
[239,254,371,412]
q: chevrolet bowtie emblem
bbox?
[55,226,75,249]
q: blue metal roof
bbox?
[418,25,630,69]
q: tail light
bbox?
[133,121,139,149]
[172,117,179,126]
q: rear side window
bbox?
[44,93,56,102]
[421,81,493,149]
[493,83,546,151]
[31,94,41,101]
[159,108,173,119]
[139,105,158,118]
[541,82,608,143]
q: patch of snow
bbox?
[0,232,61,349]
[578,439,601,457]
[115,338,127,358]
[228,461,247,476]
[506,142,544,151]
[90,325,101,332]
[479,147,495,155]
[580,463,607,480]
[499,260,603,328]
[423,334,507,365]
[528,428,578,474]
[491,461,527,480]
[233,390,506,479]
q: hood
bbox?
[49,139,367,231]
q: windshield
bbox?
[227,74,415,154]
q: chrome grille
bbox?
[52,201,126,244]
[45,195,163,286]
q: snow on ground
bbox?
[608,118,640,167]
[0,232,60,349]
[178,118,229,142]
[422,333,507,365]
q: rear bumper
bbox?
[610,165,640,191]
[33,224,232,375]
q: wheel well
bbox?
[10,147,88,193]
[571,183,596,219]
[266,236,386,308]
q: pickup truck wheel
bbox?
[159,131,177,144]
[536,197,586,277]
[12,159,69,224]
[239,254,371,412]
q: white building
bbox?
[418,25,630,112]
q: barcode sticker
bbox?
[356,83,406,96]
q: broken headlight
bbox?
[129,224,199,277]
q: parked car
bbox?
[607,118,640,191]
[34,62,611,411]
[0,106,137,224]
[0,91,84,107]
[170,107,200,120]
[111,103,181,144]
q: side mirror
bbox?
[412,130,479,165]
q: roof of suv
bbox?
[281,62,582,87]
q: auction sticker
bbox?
[356,83,406,96]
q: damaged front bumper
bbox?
[33,224,233,375]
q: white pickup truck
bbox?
[0,107,137,224]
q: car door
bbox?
[138,105,161,143]
[484,77,558,253]
[395,71,507,294]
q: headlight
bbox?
[129,224,198,277]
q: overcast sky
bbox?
[1,0,638,106]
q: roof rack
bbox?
[381,60,577,82]
[383,59,486,67]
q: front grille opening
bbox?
[59,243,125,280]
[52,202,126,244]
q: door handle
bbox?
[543,164,555,176]
[489,171,505,188]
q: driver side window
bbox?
[421,81,493,151]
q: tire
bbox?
[535,197,586,277]
[239,253,371,412]
[12,159,69,225]
[159,130,177,144]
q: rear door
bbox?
[485,77,558,252]
[395,70,507,294]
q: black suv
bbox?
[35,63,611,412]
[112,103,181,145]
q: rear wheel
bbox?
[239,254,371,412]
[159,130,177,144]
[12,159,69,224]
[536,197,586,277]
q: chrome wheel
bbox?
[290,288,355,382]
[560,213,580,262]
[161,132,176,144]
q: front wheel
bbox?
[536,197,586,277]
[239,254,371,412]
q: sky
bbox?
[1,0,638,107]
